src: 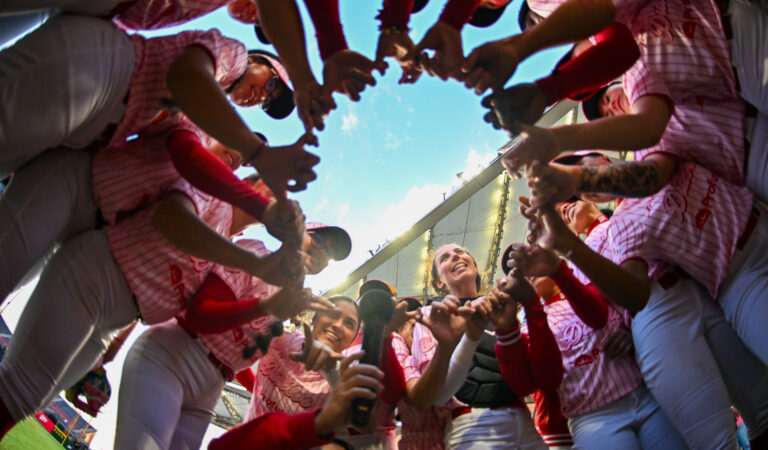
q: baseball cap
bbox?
[359,279,397,298]
[247,49,295,119]
[399,296,422,312]
[581,80,621,121]
[306,222,352,261]
[469,0,510,27]
[254,22,270,45]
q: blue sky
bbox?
[142,0,568,294]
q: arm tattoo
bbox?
[578,160,663,198]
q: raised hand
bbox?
[460,36,522,95]
[406,21,463,81]
[375,31,423,84]
[322,50,383,102]
[260,289,336,321]
[463,297,489,341]
[499,122,561,179]
[313,351,384,436]
[484,287,520,331]
[497,272,538,307]
[518,195,545,245]
[261,199,306,249]
[527,160,581,207]
[292,79,336,144]
[536,204,582,256]
[289,322,344,372]
[482,83,549,133]
[247,244,306,288]
[419,295,468,346]
[385,300,422,335]
[248,136,320,201]
[505,242,560,278]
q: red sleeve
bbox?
[168,130,271,221]
[379,333,406,404]
[535,22,640,104]
[377,0,414,30]
[183,273,266,335]
[303,0,349,60]
[494,323,537,396]
[208,409,333,450]
[523,301,563,392]
[235,368,256,393]
[438,0,482,31]
[549,260,609,329]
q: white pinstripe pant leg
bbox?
[0,147,96,305]
[114,320,224,450]
[632,279,737,450]
[718,202,768,365]
[0,15,133,178]
[0,230,137,420]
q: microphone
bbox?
[351,289,394,428]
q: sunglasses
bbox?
[259,69,280,112]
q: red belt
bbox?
[451,398,527,420]
[736,207,760,251]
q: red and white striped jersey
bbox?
[114,0,228,30]
[527,0,649,30]
[106,178,232,324]
[92,117,208,225]
[571,216,612,286]
[540,293,642,417]
[199,239,279,374]
[625,58,746,184]
[246,331,330,421]
[392,332,450,450]
[608,161,753,297]
[111,29,246,148]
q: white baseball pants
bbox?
[445,406,547,450]
[0,14,133,178]
[114,319,224,450]
[632,278,738,450]
[0,230,137,420]
[0,147,96,305]
[729,0,768,115]
[569,384,687,449]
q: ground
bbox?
[0,418,63,450]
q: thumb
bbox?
[461,47,480,73]
[404,38,427,64]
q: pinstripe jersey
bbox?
[106,178,232,324]
[608,161,753,297]
[92,117,209,225]
[625,59,746,185]
[571,216,612,286]
[392,332,450,450]
[114,0,228,30]
[110,29,246,148]
[542,293,642,417]
[197,239,279,374]
[246,331,330,421]
[527,0,649,30]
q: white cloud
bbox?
[341,112,359,132]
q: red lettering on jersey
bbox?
[232,327,245,344]
[695,209,712,230]
[574,353,594,367]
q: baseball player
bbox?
[526,154,768,449]
[0,170,307,442]
[0,118,304,308]
[113,226,346,449]
[209,352,385,450]
[502,245,687,449]
[0,15,318,200]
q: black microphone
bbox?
[351,289,394,428]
